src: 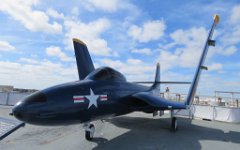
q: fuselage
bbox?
[12,79,150,125]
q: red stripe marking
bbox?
[100,98,107,100]
[100,96,107,98]
[73,98,84,100]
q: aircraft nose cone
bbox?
[12,102,24,121]
[12,91,47,122]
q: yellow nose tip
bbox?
[214,14,220,25]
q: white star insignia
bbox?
[85,88,99,108]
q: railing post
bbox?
[195,96,199,104]
[176,94,181,102]
[160,92,164,98]
[6,92,10,106]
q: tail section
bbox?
[185,15,220,105]
[150,63,160,95]
[73,38,95,80]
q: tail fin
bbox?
[73,38,95,80]
[185,15,220,105]
[150,63,160,94]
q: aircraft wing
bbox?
[132,92,186,109]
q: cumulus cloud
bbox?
[213,46,238,56]
[46,46,73,62]
[158,50,179,71]
[0,60,77,89]
[210,5,239,57]
[131,48,152,55]
[46,8,64,20]
[159,26,233,71]
[127,58,142,65]
[99,58,155,81]
[230,5,240,24]
[170,27,207,47]
[64,18,113,56]
[19,57,39,64]
[158,27,208,70]
[128,20,166,43]
[0,0,62,34]
[208,63,223,71]
[83,0,119,12]
[0,41,16,52]
[71,7,79,16]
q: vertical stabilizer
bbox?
[185,15,220,105]
[151,63,160,95]
[73,38,95,80]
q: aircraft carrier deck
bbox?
[0,106,239,150]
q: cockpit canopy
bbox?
[85,67,126,82]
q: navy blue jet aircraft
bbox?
[12,15,219,140]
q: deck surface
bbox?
[0,106,240,150]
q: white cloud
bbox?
[213,5,240,56]
[0,60,77,89]
[64,18,113,56]
[0,0,62,34]
[220,46,237,56]
[230,5,240,24]
[158,27,208,69]
[84,0,119,12]
[0,41,16,52]
[46,46,73,62]
[127,58,142,65]
[71,7,79,16]
[99,58,155,81]
[158,7,239,72]
[128,20,166,43]
[46,8,64,20]
[208,63,223,71]
[170,27,207,47]
[210,45,238,57]
[131,48,152,55]
[158,50,179,71]
[19,57,39,64]
[81,0,140,22]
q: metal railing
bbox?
[161,92,240,108]
[0,91,239,108]
[0,92,32,106]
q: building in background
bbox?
[0,85,37,93]
[0,85,14,92]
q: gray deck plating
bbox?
[0,106,239,150]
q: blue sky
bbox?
[0,0,239,96]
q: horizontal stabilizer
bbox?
[73,38,95,80]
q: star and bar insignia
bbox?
[73,88,108,108]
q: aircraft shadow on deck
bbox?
[92,116,240,150]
